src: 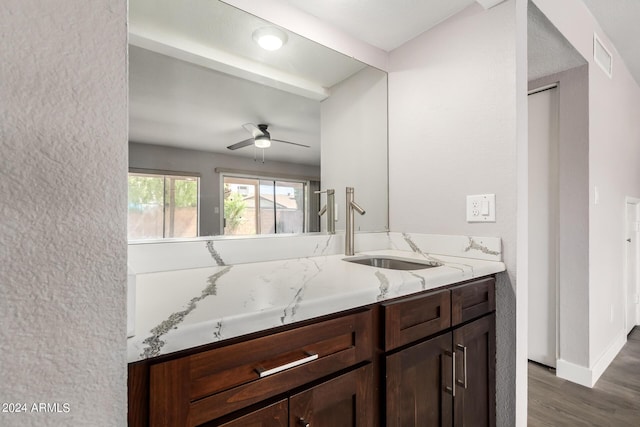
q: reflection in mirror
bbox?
[128,0,388,240]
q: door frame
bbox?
[624,197,640,333]
[527,84,560,368]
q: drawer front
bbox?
[149,309,372,426]
[451,277,495,326]
[382,289,451,351]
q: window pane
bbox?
[222,176,307,236]
[164,176,198,238]
[275,181,304,234]
[128,172,199,240]
[259,180,275,234]
[223,177,256,235]
[128,174,164,239]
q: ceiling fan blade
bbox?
[242,123,264,138]
[227,138,255,150]
[271,139,311,148]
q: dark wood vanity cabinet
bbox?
[384,277,496,427]
[129,309,373,427]
[129,276,496,427]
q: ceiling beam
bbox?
[129,27,330,101]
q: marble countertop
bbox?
[128,245,505,363]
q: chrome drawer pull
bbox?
[456,344,468,389]
[444,350,456,397]
[255,352,318,378]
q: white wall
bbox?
[129,143,321,236]
[321,67,388,232]
[388,2,520,425]
[533,0,640,384]
[0,0,128,425]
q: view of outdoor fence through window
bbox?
[128,172,199,239]
[223,176,305,235]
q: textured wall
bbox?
[0,0,128,426]
[388,2,519,425]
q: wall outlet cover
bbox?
[466,194,496,222]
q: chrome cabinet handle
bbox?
[456,344,468,389]
[255,352,318,378]
[444,350,456,397]
[298,418,310,427]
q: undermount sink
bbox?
[343,255,442,271]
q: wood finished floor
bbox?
[528,327,640,426]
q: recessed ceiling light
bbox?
[253,27,287,51]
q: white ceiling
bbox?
[528,2,586,81]
[129,45,322,165]
[281,0,476,51]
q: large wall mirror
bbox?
[128,0,388,240]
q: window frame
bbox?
[220,172,310,236]
[128,168,201,241]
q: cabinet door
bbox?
[386,333,453,427]
[453,314,496,427]
[289,364,374,427]
[216,399,287,427]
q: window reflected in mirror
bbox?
[223,175,307,236]
[128,172,199,240]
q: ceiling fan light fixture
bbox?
[253,27,287,51]
[254,135,271,148]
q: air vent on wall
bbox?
[593,33,612,78]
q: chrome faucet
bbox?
[315,189,335,234]
[345,187,366,256]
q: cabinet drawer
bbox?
[149,309,372,426]
[382,289,450,351]
[451,277,495,326]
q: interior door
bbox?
[626,202,638,334]
[527,86,559,367]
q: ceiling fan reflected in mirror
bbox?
[227,123,311,151]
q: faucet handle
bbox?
[314,188,335,195]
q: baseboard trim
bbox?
[591,330,626,385]
[556,359,593,387]
[556,330,627,388]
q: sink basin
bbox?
[343,255,442,271]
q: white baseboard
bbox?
[556,358,593,387]
[556,330,626,388]
[591,330,626,385]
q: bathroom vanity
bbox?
[127,233,503,426]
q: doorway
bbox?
[625,199,640,334]
[527,85,559,368]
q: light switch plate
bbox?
[466,194,496,222]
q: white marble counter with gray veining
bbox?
[127,232,505,363]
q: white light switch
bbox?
[466,194,496,222]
